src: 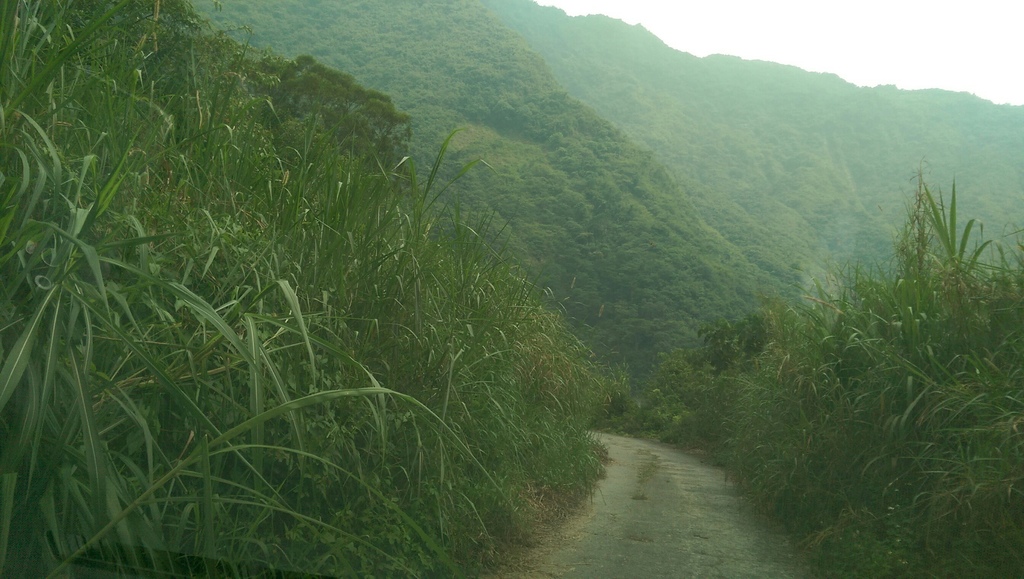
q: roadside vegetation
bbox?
[0,1,612,576]
[6,2,1021,577]
[202,0,774,382]
[606,178,1024,576]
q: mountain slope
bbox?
[483,0,1024,271]
[202,0,780,377]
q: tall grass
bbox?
[725,176,1024,576]
[0,1,607,576]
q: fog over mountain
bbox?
[203,0,1024,377]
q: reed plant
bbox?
[727,176,1024,576]
[0,1,606,576]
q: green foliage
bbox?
[200,0,774,380]
[698,314,767,373]
[597,314,765,451]
[0,2,608,576]
[256,54,411,165]
[486,0,1024,280]
[656,178,1024,577]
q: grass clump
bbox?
[632,175,1023,576]
[0,1,607,576]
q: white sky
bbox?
[533,0,1024,106]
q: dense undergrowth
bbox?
[606,179,1024,576]
[201,0,774,382]
[0,1,611,576]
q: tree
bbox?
[260,55,411,163]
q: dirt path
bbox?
[493,433,810,578]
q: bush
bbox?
[602,314,765,452]
[725,177,1024,577]
[0,3,607,575]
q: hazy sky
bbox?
[533,0,1023,106]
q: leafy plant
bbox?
[200,0,775,382]
[721,176,1024,576]
[0,2,608,576]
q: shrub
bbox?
[0,2,607,575]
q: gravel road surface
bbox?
[494,432,810,578]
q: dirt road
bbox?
[497,433,809,578]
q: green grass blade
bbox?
[244,315,265,475]
[200,435,216,560]
[949,182,958,252]
[958,218,975,262]
[69,346,107,531]
[254,321,307,453]
[37,222,109,306]
[0,473,16,573]
[4,0,134,120]
[0,286,57,414]
[16,113,62,227]
[924,187,954,259]
[276,279,316,379]
[120,262,258,368]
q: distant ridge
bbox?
[201,0,1024,378]
[485,0,1024,270]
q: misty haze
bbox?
[2,1,1021,577]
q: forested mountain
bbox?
[484,0,1024,270]
[202,0,1024,378]
[201,0,778,377]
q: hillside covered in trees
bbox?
[486,0,1024,273]
[204,0,1024,379]
[202,0,780,377]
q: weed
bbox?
[0,2,609,575]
